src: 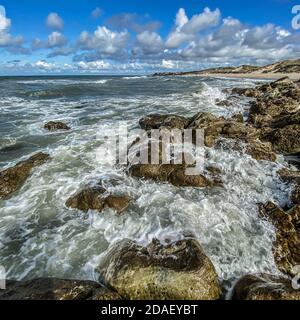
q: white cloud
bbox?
[46,13,64,30]
[166,7,221,48]
[0,5,25,51]
[77,60,110,70]
[2,5,300,73]
[161,59,175,69]
[77,26,129,56]
[35,60,56,70]
[135,30,163,54]
[0,5,11,32]
[175,8,189,30]
[47,31,67,48]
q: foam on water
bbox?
[0,76,292,291]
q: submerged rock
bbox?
[44,121,70,131]
[97,238,221,300]
[0,152,50,200]
[0,278,121,300]
[66,186,132,214]
[259,202,300,276]
[233,274,300,300]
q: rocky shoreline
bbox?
[0,76,300,300]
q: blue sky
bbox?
[0,0,299,74]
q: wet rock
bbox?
[188,113,259,148]
[0,152,50,200]
[97,238,221,300]
[44,121,70,131]
[220,122,259,140]
[259,202,300,276]
[246,78,300,128]
[66,186,132,214]
[139,112,259,149]
[268,111,300,129]
[0,278,121,300]
[233,274,300,300]
[215,99,232,107]
[278,168,300,205]
[217,138,276,161]
[292,187,300,205]
[278,168,300,184]
[139,114,189,130]
[231,87,258,98]
[188,112,224,129]
[244,140,276,162]
[206,166,222,175]
[129,164,219,188]
[231,113,244,123]
[262,125,300,154]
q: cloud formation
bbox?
[46,13,64,30]
[0,5,26,53]
[1,5,300,74]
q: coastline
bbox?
[200,72,300,81]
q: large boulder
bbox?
[259,202,300,276]
[0,152,50,200]
[129,164,220,188]
[44,121,70,131]
[0,278,121,300]
[97,238,221,300]
[233,274,300,300]
[139,114,189,130]
[66,186,132,214]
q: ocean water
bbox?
[0,75,292,291]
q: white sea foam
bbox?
[122,76,148,80]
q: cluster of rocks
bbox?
[233,77,300,155]
[2,236,299,300]
[128,108,276,188]
[1,77,300,300]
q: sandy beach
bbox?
[201,72,300,81]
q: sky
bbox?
[0,0,299,75]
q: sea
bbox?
[0,75,291,293]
